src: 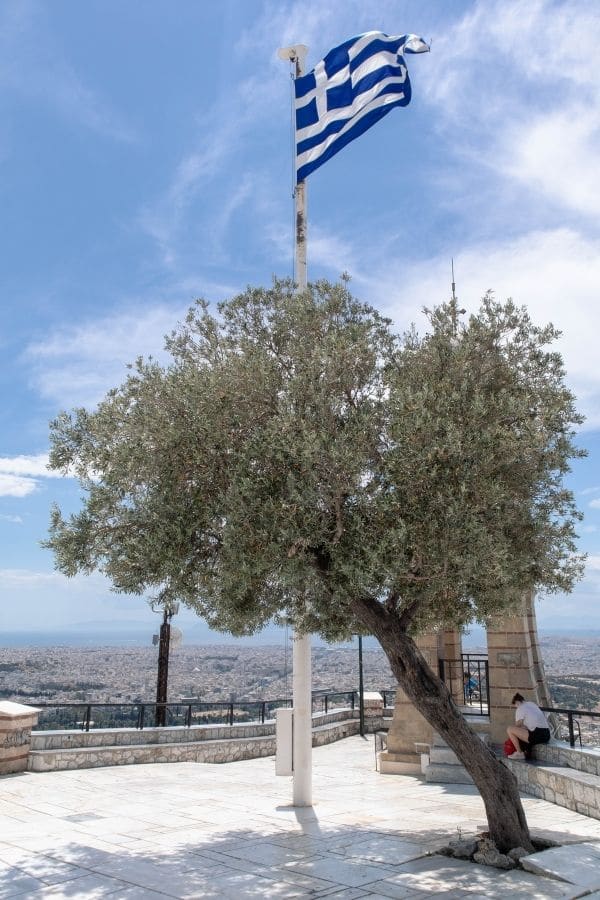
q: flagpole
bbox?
[278,42,312,808]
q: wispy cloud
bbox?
[0,453,51,477]
[0,474,38,498]
[589,499,600,510]
[136,0,405,271]
[0,453,64,497]
[0,513,23,524]
[25,303,187,410]
[421,0,600,220]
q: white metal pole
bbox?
[292,629,312,805]
[294,177,307,289]
[292,46,312,809]
[278,43,312,807]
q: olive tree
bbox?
[46,279,584,852]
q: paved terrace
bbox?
[1,736,600,898]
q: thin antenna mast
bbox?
[451,258,457,303]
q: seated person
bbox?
[506,692,550,760]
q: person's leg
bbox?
[507,724,529,756]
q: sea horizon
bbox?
[1,626,599,649]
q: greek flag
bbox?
[295,32,429,183]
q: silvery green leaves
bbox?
[46,281,584,640]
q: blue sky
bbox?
[1,0,599,639]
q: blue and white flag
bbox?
[295,32,429,183]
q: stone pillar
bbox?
[379,632,437,774]
[362,691,384,731]
[0,702,40,775]
[486,591,550,744]
[439,629,464,705]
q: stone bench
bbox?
[504,741,600,820]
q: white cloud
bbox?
[421,0,600,219]
[590,500,600,510]
[25,303,187,409]
[0,474,38,498]
[0,453,50,478]
[0,453,69,497]
[504,111,600,219]
[0,513,23,524]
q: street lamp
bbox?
[150,599,179,727]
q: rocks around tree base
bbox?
[473,838,516,869]
[441,832,559,870]
[446,837,479,859]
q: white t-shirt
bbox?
[515,701,548,731]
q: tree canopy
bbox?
[46,278,585,852]
[47,278,584,640]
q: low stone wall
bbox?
[31,707,376,751]
[531,741,600,775]
[31,721,276,751]
[28,706,381,772]
[29,735,278,771]
[504,741,600,820]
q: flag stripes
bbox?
[294,32,428,183]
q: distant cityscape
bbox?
[1,633,599,713]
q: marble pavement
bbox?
[1,735,600,898]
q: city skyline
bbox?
[1,0,599,636]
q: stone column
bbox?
[362,691,384,732]
[486,591,550,744]
[439,629,464,705]
[0,702,40,775]
[379,632,437,774]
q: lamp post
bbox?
[151,600,179,727]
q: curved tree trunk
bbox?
[353,598,533,854]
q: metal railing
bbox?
[438,655,490,716]
[540,706,600,748]
[32,687,397,733]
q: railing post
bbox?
[568,711,575,747]
[186,704,192,728]
[483,660,490,711]
[324,694,328,714]
[261,701,266,724]
[229,703,234,726]
[84,705,91,732]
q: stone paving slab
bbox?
[521,840,600,890]
[365,854,581,899]
[1,736,600,897]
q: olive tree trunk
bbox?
[353,598,533,854]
